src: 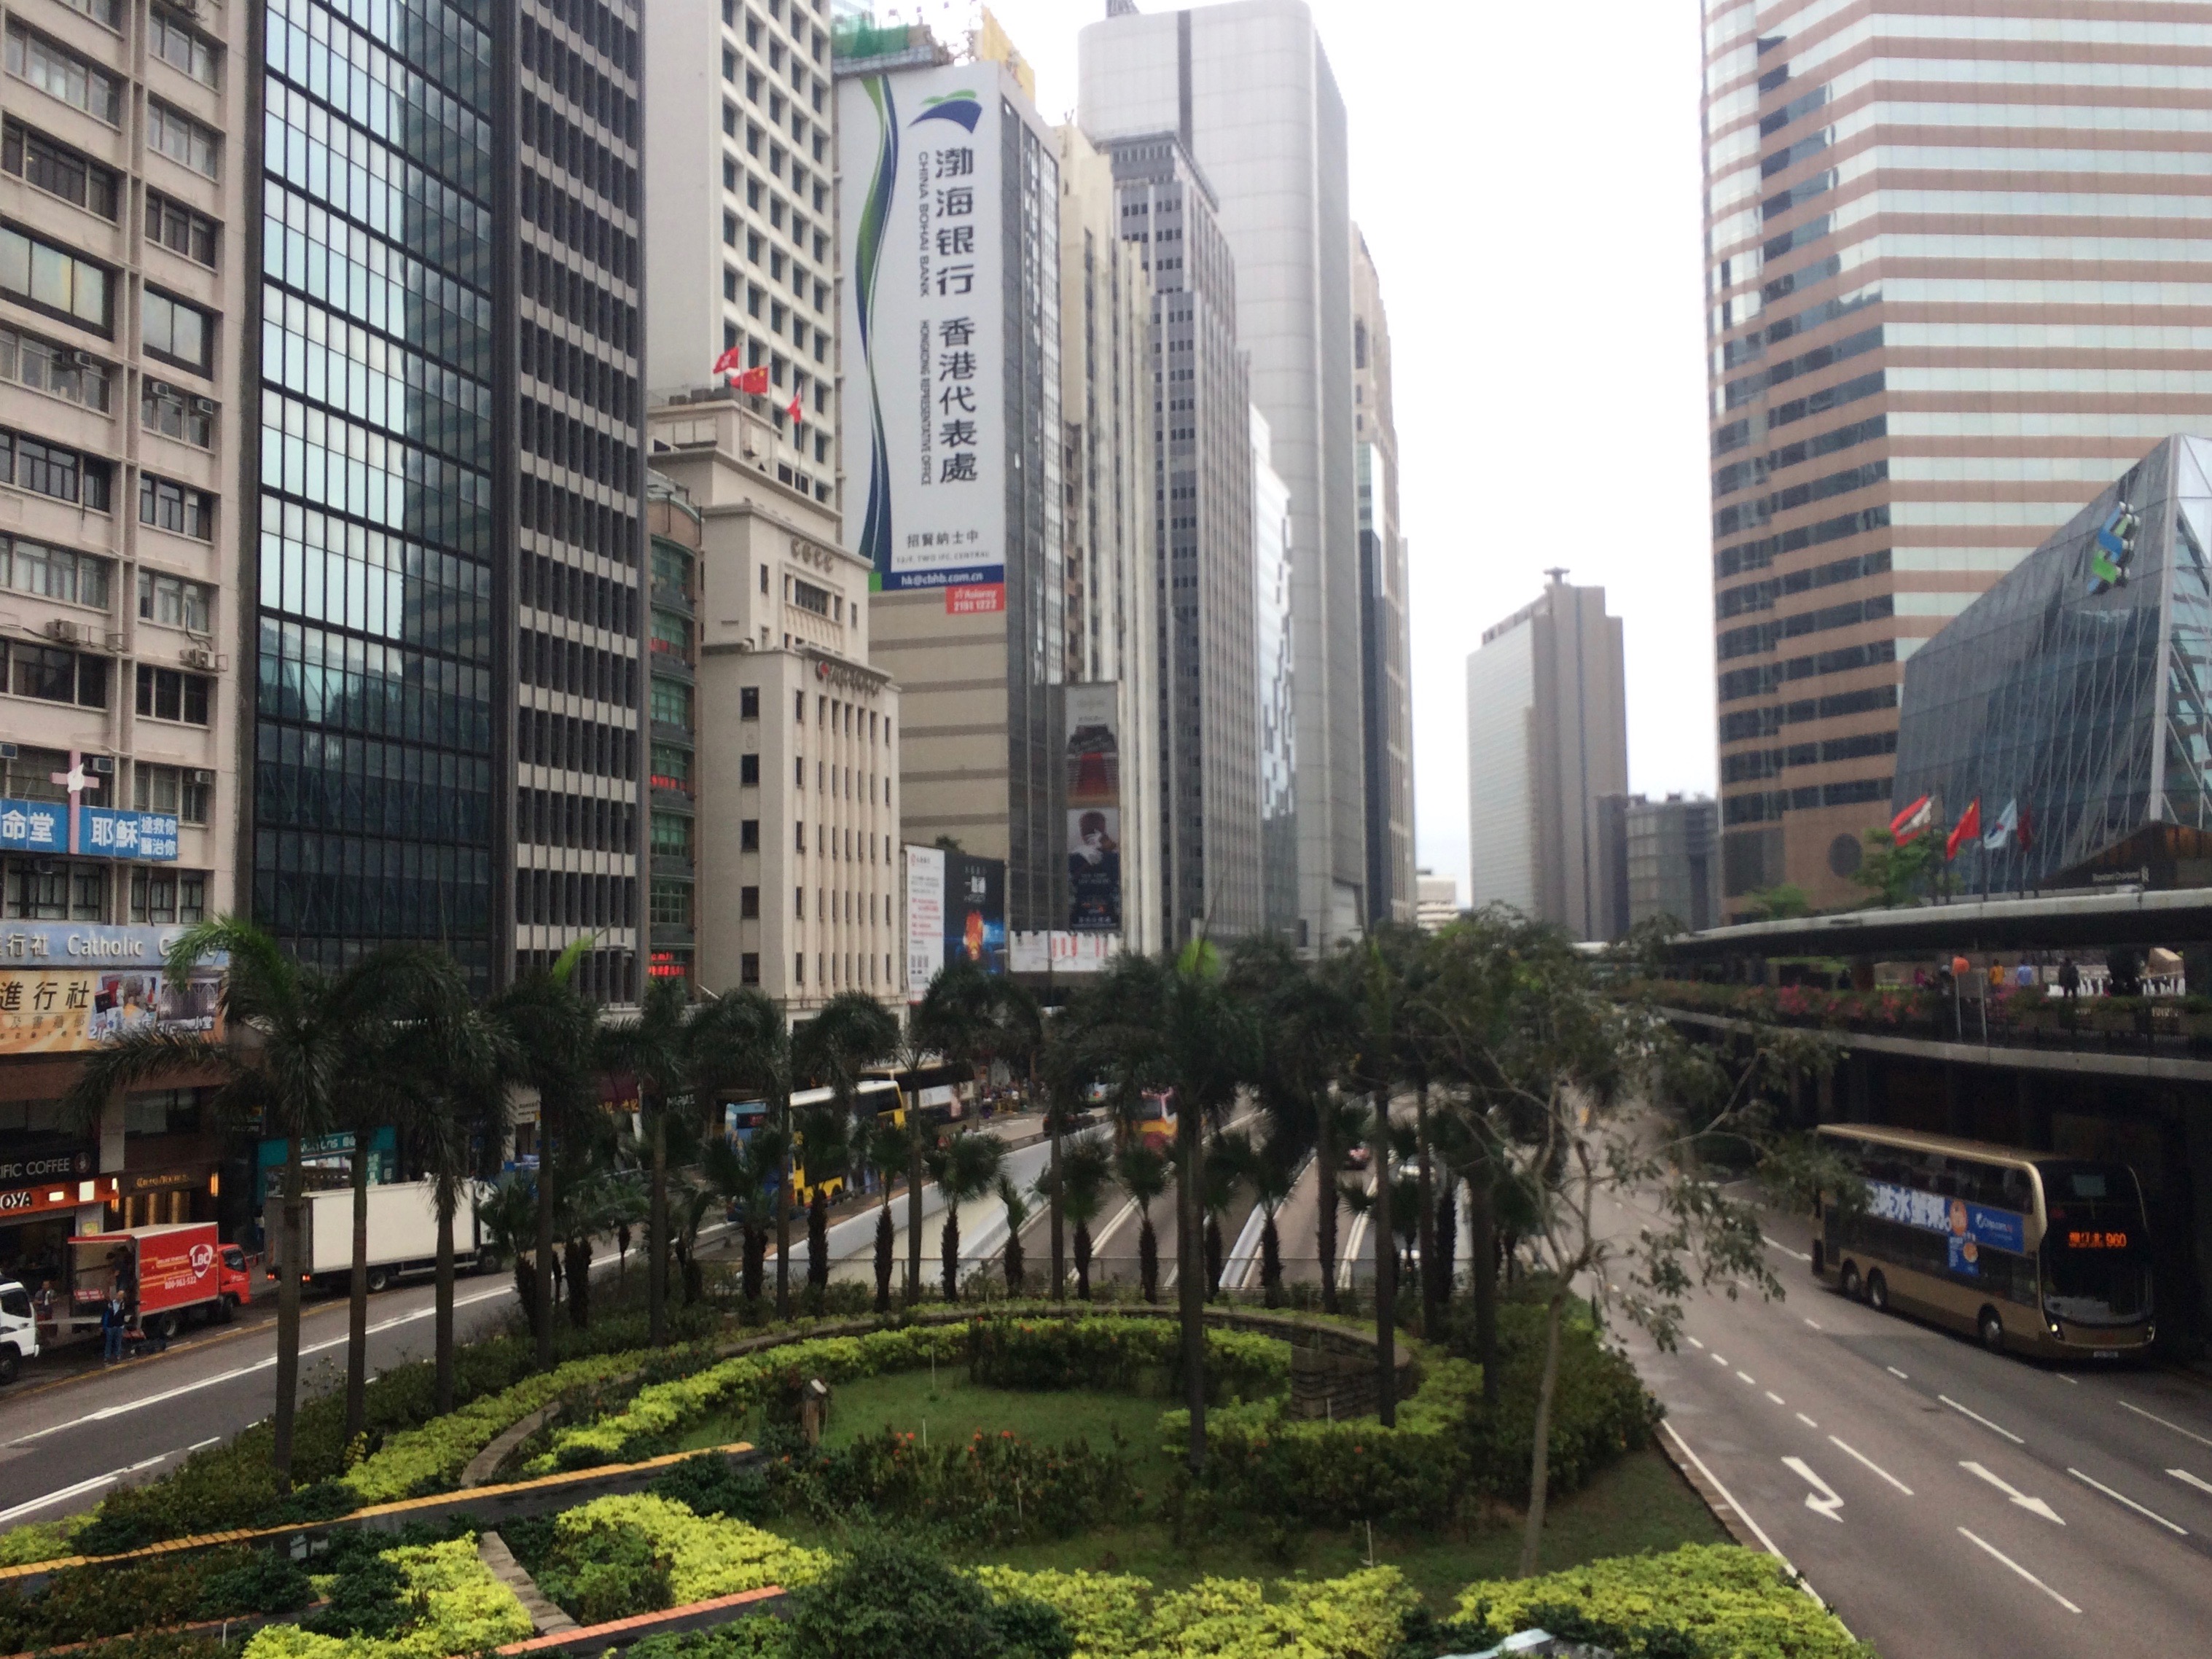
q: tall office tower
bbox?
[1702,1,2212,913]
[1057,124,1162,956]
[1082,0,1363,950]
[1101,130,1259,942]
[254,0,649,1001]
[1611,792,1722,934]
[1465,577,1629,942]
[641,0,837,508]
[1254,406,1297,941]
[648,396,899,1012]
[835,38,1065,929]
[1351,227,1412,927]
[0,0,248,1194]
[643,475,703,988]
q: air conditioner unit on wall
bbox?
[181,645,222,671]
[87,756,114,776]
[189,396,216,415]
[146,379,175,400]
[46,618,91,647]
[188,768,215,786]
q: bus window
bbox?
[2038,1163,2152,1327]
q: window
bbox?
[649,741,692,792]
[6,27,122,124]
[649,608,690,657]
[2,122,118,218]
[138,569,211,631]
[649,539,692,592]
[5,641,106,706]
[649,878,692,927]
[146,101,219,178]
[794,886,804,918]
[0,536,109,606]
[0,746,66,802]
[649,810,693,858]
[133,762,209,824]
[740,685,759,719]
[739,752,759,786]
[740,952,760,985]
[141,290,211,371]
[129,868,205,924]
[139,475,213,539]
[142,382,213,447]
[145,195,217,267]
[56,0,121,28]
[135,665,211,725]
[124,1088,200,1136]
[4,859,107,920]
[147,9,217,87]
[740,885,759,918]
[0,324,109,410]
[0,225,110,330]
[0,430,112,509]
[650,675,693,727]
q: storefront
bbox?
[256,1128,398,1205]
[0,1169,119,1292]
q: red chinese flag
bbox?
[1945,797,1982,862]
[786,391,805,425]
[712,345,746,376]
[729,364,770,395]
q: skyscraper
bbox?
[1101,129,1259,943]
[1466,577,1628,942]
[254,0,650,1002]
[1702,1,2212,912]
[1254,405,1297,942]
[835,39,1065,930]
[1352,227,1413,928]
[1082,0,1363,950]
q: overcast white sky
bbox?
[954,0,1719,901]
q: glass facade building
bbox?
[1894,435,2212,891]
[1701,2,2212,912]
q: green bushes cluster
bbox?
[0,1544,312,1652]
[241,1532,533,1659]
[762,1426,1144,1542]
[1450,1305,1662,1504]
[520,1494,827,1625]
[966,1319,1288,1404]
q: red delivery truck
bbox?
[68,1224,252,1340]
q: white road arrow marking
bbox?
[1783,1456,1845,1521]
[1961,1461,2065,1523]
[1762,1233,1811,1262]
[2168,1467,2212,1496]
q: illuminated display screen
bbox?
[2066,1230,2130,1251]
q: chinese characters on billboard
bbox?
[0,924,224,1056]
[1065,682,1121,931]
[904,843,1007,999]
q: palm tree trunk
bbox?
[1517,1291,1568,1578]
[1415,1092,1437,1338]
[1317,1107,1340,1314]
[649,1102,668,1347]
[1074,1219,1092,1300]
[1004,1227,1023,1294]
[873,1202,894,1312]
[345,1133,371,1443]
[808,1187,829,1297]
[905,1127,924,1307]
[1261,1212,1282,1308]
[1434,1182,1458,1308]
[1469,1165,1498,1410]
[434,1179,457,1415]
[272,1141,305,1484]
[534,1123,556,1371]
[1178,1107,1206,1475]
[1204,1213,1223,1300]
[1048,1116,1065,1300]
[1138,1210,1157,1304]
[1372,1096,1396,1429]
[940,1209,959,1302]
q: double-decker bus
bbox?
[721,1079,905,1204]
[1812,1123,2154,1360]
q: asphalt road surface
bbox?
[1612,1191,2212,1659]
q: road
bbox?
[1614,1192,2212,1659]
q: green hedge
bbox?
[966,1319,1288,1404]
[0,1544,311,1652]
[1453,1545,1869,1658]
[975,1564,1420,1658]
[241,1534,533,1659]
[526,1494,829,1624]
[1451,1304,1662,1503]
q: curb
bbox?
[494,1586,786,1656]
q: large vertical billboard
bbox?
[1064,682,1122,930]
[905,844,1007,999]
[840,63,1006,603]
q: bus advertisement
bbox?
[1813,1124,2154,1361]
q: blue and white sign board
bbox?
[1866,1179,2028,1276]
[0,799,66,853]
[79,808,180,861]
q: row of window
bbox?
[1718,638,1898,704]
[792,886,890,924]
[0,859,207,923]
[1718,682,1900,743]
[516,864,633,929]
[0,221,216,367]
[520,320,638,428]
[520,153,637,289]
[1713,458,1888,539]
[1721,728,1898,784]
[517,705,636,781]
[520,15,637,147]
[522,474,643,569]
[256,615,496,751]
[1717,548,1893,622]
[1718,593,1895,663]
[1723,324,1881,410]
[1713,413,1885,499]
[1722,776,1894,825]
[519,550,639,632]
[1715,499,1890,582]
[521,626,637,708]
[254,726,496,848]
[520,93,636,219]
[0,746,211,821]
[519,786,634,854]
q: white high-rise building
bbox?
[1081,0,1363,951]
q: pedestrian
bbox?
[2059,956,2081,999]
[101,1290,125,1364]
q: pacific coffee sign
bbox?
[0,1144,93,1185]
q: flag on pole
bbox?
[1982,798,2020,851]
[1945,797,1982,862]
[711,345,746,376]
[728,364,770,395]
[1891,795,1934,846]
[785,391,805,426]
[2017,802,2034,853]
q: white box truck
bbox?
[278,1179,488,1294]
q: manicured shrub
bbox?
[781,1535,1069,1659]
[976,1564,1416,1659]
[1450,1305,1661,1503]
[764,1425,1143,1543]
[243,1534,532,1659]
[650,1451,775,1522]
[627,1624,789,1659]
[535,1494,827,1619]
[0,1545,311,1652]
[538,1516,673,1626]
[1453,1545,1868,1658]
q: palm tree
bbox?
[859,1115,910,1311]
[927,1130,1005,1301]
[591,976,699,1346]
[1227,1131,1298,1308]
[996,1173,1030,1294]
[1052,1137,1113,1300]
[63,918,453,1481]
[1111,1141,1168,1303]
[476,1171,543,1335]
[792,990,898,1300]
[700,1124,784,1311]
[791,1098,849,1302]
[886,1007,938,1307]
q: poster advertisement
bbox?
[905,844,946,999]
[840,63,1007,593]
[0,924,223,1056]
[904,845,1007,994]
[1066,682,1121,930]
[1009,932,1119,975]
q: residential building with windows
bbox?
[1466,576,1629,943]
[253,0,650,1002]
[1352,226,1412,928]
[648,391,899,1015]
[1098,128,1260,944]
[0,0,249,1270]
[1702,1,2212,911]
[1082,0,1366,949]
[641,0,836,508]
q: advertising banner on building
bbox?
[1065,682,1122,929]
[1009,932,1120,975]
[945,851,1007,975]
[905,844,946,999]
[840,63,1007,596]
[0,799,177,860]
[0,924,224,1057]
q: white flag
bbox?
[1983,797,2018,851]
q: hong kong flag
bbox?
[711,345,746,376]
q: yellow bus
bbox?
[1812,1123,2154,1361]
[722,1079,905,1205]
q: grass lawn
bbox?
[735,1367,1725,1612]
